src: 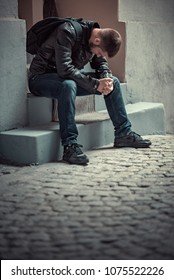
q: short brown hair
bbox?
[99,28,122,58]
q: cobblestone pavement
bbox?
[0,135,174,260]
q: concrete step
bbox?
[0,102,165,165]
[125,102,166,135]
[27,84,128,126]
[27,94,53,126]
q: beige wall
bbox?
[18,0,43,30]
[18,0,125,81]
[18,0,126,116]
[56,0,125,81]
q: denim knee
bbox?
[62,80,77,94]
[112,76,120,87]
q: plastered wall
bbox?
[0,0,27,132]
[119,0,174,133]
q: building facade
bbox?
[0,0,174,133]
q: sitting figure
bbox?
[28,17,151,165]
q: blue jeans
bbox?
[29,72,132,146]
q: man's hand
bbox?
[97,78,114,95]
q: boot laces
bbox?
[65,143,83,156]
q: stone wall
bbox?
[0,0,27,132]
[119,0,174,133]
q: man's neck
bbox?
[88,28,100,44]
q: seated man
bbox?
[28,18,151,165]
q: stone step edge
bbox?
[0,102,166,164]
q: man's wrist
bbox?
[93,80,100,91]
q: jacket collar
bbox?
[82,21,100,51]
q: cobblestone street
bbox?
[0,135,174,260]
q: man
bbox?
[28,18,151,165]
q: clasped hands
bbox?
[97,78,114,96]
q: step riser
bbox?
[0,121,113,164]
[127,103,166,135]
[0,103,165,165]
[0,133,60,164]
[27,84,128,126]
[27,97,53,126]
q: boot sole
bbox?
[114,142,152,148]
[62,157,89,165]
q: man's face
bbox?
[90,46,108,58]
[89,38,108,58]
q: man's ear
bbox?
[94,37,101,45]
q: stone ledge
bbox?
[0,102,166,164]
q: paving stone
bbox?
[0,135,174,260]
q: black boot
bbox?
[63,144,89,165]
[114,132,152,148]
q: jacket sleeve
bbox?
[90,55,113,79]
[54,23,99,93]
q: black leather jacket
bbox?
[29,20,113,93]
